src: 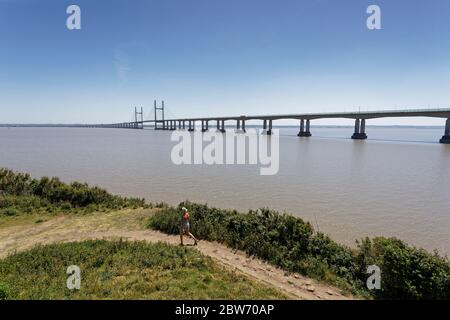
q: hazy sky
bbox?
[1,0,450,125]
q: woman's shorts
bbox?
[180,221,190,233]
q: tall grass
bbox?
[147,201,450,299]
[0,240,286,299]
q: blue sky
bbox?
[1,0,450,125]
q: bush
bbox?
[147,201,450,299]
[0,168,147,214]
[356,237,450,299]
[0,207,19,216]
[0,282,9,300]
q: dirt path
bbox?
[0,209,353,300]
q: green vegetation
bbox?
[147,201,450,300]
[0,282,9,300]
[0,168,147,216]
[0,240,286,300]
[3,169,449,300]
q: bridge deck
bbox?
[140,108,450,123]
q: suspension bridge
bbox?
[83,101,450,144]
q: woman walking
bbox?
[180,207,199,246]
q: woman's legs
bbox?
[179,224,198,245]
[187,232,198,244]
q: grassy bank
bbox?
[147,201,450,300]
[2,169,449,300]
[0,240,286,300]
[0,168,148,216]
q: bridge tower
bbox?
[134,107,144,129]
[154,100,165,130]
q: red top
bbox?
[183,212,189,220]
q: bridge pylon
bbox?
[135,107,144,129]
[154,100,165,130]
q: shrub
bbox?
[0,282,9,300]
[356,237,450,299]
[0,168,147,214]
[147,201,450,299]
[0,207,19,216]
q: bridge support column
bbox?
[205,120,209,131]
[202,120,208,132]
[305,119,311,136]
[220,120,226,133]
[351,119,367,140]
[440,118,450,144]
[188,120,194,132]
[297,119,311,137]
[267,120,272,135]
[236,120,240,130]
[242,119,246,132]
[263,120,267,131]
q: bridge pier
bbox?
[267,120,273,135]
[242,119,246,132]
[263,120,267,131]
[351,119,367,140]
[236,120,240,130]
[440,118,450,144]
[220,120,226,133]
[201,120,209,132]
[188,120,194,132]
[297,119,312,137]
